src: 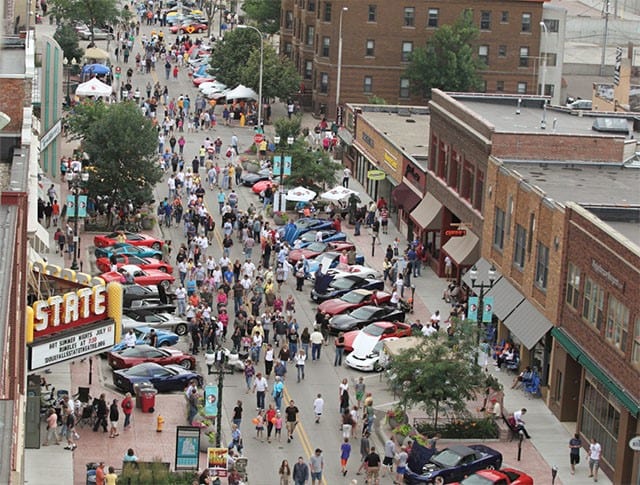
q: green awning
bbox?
[552,327,640,417]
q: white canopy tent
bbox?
[75,77,112,97]
[286,186,317,202]
[223,84,258,100]
[320,186,357,201]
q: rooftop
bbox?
[0,46,26,76]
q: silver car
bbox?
[122,311,189,336]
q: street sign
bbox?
[115,66,121,74]
[253,133,264,144]
[629,436,640,451]
[367,169,386,181]
[445,229,467,237]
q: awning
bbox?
[337,127,353,146]
[552,327,640,417]
[391,183,421,212]
[503,299,552,349]
[462,257,494,287]
[484,276,524,320]
[442,231,480,266]
[410,193,443,231]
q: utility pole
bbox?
[600,0,610,76]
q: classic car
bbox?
[93,231,163,249]
[122,310,189,336]
[111,326,179,352]
[317,289,391,316]
[328,305,405,334]
[240,168,272,186]
[278,218,335,244]
[310,274,384,303]
[345,337,398,372]
[305,252,366,275]
[96,254,173,274]
[341,321,411,353]
[107,344,195,370]
[450,468,533,485]
[294,229,347,248]
[113,363,202,394]
[169,21,208,34]
[288,241,356,264]
[94,243,163,260]
[99,264,175,288]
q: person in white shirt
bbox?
[123,330,136,348]
[253,373,268,410]
[390,288,400,307]
[513,408,530,439]
[175,285,187,315]
[313,393,324,424]
[421,323,437,337]
[310,328,324,360]
[589,438,602,481]
[294,350,307,382]
[315,230,323,242]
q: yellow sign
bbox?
[384,151,398,170]
[367,169,386,181]
[186,25,195,34]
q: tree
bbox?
[69,101,162,209]
[54,24,84,62]
[239,46,301,101]
[386,329,485,427]
[48,0,127,44]
[208,29,260,87]
[241,0,281,35]
[404,10,485,99]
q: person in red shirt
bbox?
[377,197,387,210]
[121,392,134,429]
[95,462,106,485]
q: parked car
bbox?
[318,289,391,316]
[288,241,356,264]
[278,218,335,243]
[94,243,162,260]
[404,443,503,484]
[111,326,179,352]
[328,305,405,334]
[122,310,189,336]
[113,363,202,394]
[96,254,173,274]
[108,344,195,370]
[345,337,398,372]
[341,321,411,353]
[240,168,271,186]
[310,264,381,282]
[169,21,208,34]
[100,264,175,288]
[567,99,592,110]
[310,274,384,303]
[294,229,347,248]
[94,231,164,249]
[251,179,274,196]
[122,284,173,308]
[78,27,114,40]
[305,251,366,275]
[126,298,176,314]
[451,468,533,485]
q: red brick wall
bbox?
[0,78,26,132]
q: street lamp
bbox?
[217,0,224,38]
[539,21,548,98]
[273,135,294,213]
[469,263,497,344]
[66,169,89,270]
[237,24,264,131]
[335,6,348,119]
[63,57,78,106]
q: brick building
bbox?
[280,0,564,118]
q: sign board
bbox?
[204,385,218,416]
[482,296,494,324]
[207,447,228,477]
[66,195,88,218]
[467,296,479,321]
[40,120,62,151]
[283,155,292,176]
[629,436,640,451]
[445,229,467,237]
[272,155,281,176]
[29,320,115,370]
[253,133,264,144]
[367,169,386,181]
[175,426,201,470]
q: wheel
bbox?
[160,279,171,290]
[175,323,188,336]
[151,242,161,250]
[159,341,170,347]
[158,266,168,273]
[434,476,445,485]
[486,464,496,470]
[179,359,193,370]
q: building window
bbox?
[436,142,447,179]
[306,26,314,46]
[304,60,312,79]
[368,4,377,22]
[399,78,410,98]
[522,13,532,32]
[632,318,640,366]
[404,7,415,27]
[606,296,629,351]
[581,377,619,469]
[480,11,491,30]
[582,278,604,330]
[566,263,581,309]
[543,52,558,67]
[513,224,526,270]
[535,242,549,289]
[401,41,413,62]
[428,8,439,27]
[501,11,509,23]
[496,80,505,92]
[308,0,315,11]
[461,162,473,201]
[363,76,373,93]
[498,45,507,57]
[478,45,489,65]
[284,42,293,56]
[321,36,330,57]
[285,11,294,29]
[542,18,559,32]
[519,47,529,67]
[323,2,331,22]
[319,72,328,93]
[448,151,459,190]
[493,209,505,250]
[365,39,375,57]
[474,170,484,211]
[517,82,527,93]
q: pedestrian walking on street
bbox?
[334,331,345,366]
[253,372,268,410]
[232,400,243,428]
[108,398,120,438]
[357,430,371,475]
[285,400,300,443]
[589,437,601,482]
[121,392,133,429]
[294,348,306,382]
[279,459,291,485]
[382,436,396,478]
[340,437,352,476]
[266,404,277,443]
[569,433,582,475]
[309,448,324,485]
[355,377,366,408]
[43,408,60,445]
[92,393,108,432]
[313,394,324,424]
[364,446,381,484]
[292,456,309,485]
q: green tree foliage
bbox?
[54,24,84,62]
[239,46,301,101]
[405,11,485,98]
[386,330,485,427]
[208,29,259,86]
[68,101,162,209]
[241,0,281,35]
[48,0,127,43]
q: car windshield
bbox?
[431,449,463,468]
[350,307,376,319]
[460,475,493,485]
[331,278,356,290]
[300,232,316,242]
[341,291,366,304]
[306,242,326,252]
[363,324,385,337]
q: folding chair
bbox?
[77,403,95,428]
[75,387,91,404]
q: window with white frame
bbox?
[404,7,415,27]
[582,277,604,329]
[401,41,413,62]
[606,296,629,351]
[363,76,373,93]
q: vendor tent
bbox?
[84,47,109,60]
[75,77,112,97]
[286,186,317,202]
[81,63,110,75]
[320,186,357,201]
[224,84,258,100]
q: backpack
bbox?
[507,415,517,428]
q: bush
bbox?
[416,418,499,440]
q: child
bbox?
[340,437,351,476]
[274,411,283,442]
[255,410,264,441]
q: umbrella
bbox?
[224,84,258,100]
[84,47,109,60]
[82,63,110,75]
[286,186,317,202]
[320,186,357,201]
[75,77,112,97]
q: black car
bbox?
[122,284,174,308]
[113,363,202,394]
[310,274,384,303]
[328,305,405,334]
[240,168,271,186]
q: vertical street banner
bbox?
[66,195,76,218]
[283,156,292,176]
[175,426,200,470]
[467,296,479,321]
[272,155,281,176]
[482,297,494,324]
[208,447,229,477]
[614,46,622,86]
[78,195,88,218]
[65,195,88,218]
[204,384,218,417]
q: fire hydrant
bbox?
[156,414,164,432]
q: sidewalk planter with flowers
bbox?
[385,406,409,430]
[415,417,499,440]
[120,459,195,484]
[272,211,288,226]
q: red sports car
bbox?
[100,264,175,287]
[318,289,391,316]
[94,231,163,250]
[451,468,534,485]
[170,22,207,34]
[107,344,195,370]
[342,321,411,353]
[252,179,274,195]
[288,241,356,264]
[192,76,215,86]
[96,254,173,274]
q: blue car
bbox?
[278,218,334,243]
[306,251,365,276]
[112,326,179,352]
[112,362,203,394]
[404,443,503,484]
[295,230,347,248]
[95,243,163,260]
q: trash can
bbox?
[133,382,154,409]
[140,388,158,413]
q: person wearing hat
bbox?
[488,398,501,419]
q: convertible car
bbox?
[96,254,173,274]
[99,264,175,287]
[108,344,195,370]
[94,243,163,260]
[294,229,347,248]
[111,326,179,352]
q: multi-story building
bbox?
[281,0,565,118]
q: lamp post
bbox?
[63,57,77,106]
[539,21,548,98]
[218,0,224,39]
[66,169,89,270]
[468,263,497,344]
[237,24,264,130]
[273,135,294,213]
[335,6,348,119]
